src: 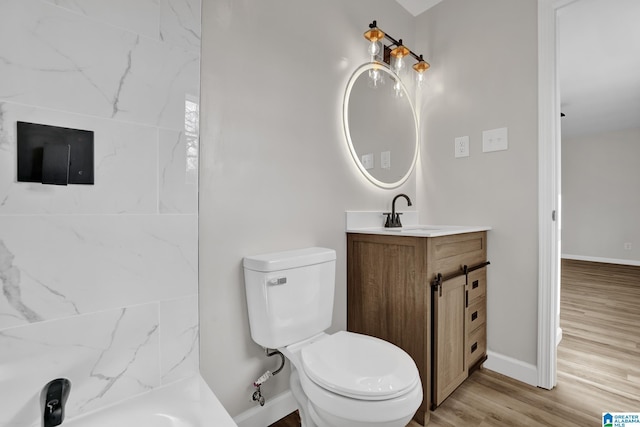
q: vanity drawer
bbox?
[467,267,486,303]
[467,298,486,334]
[467,323,486,368]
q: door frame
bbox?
[537,0,580,390]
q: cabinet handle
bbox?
[432,274,443,297]
[471,311,478,321]
[467,261,490,273]
[472,280,479,289]
[471,342,478,353]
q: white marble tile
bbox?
[160,0,202,53]
[0,0,138,119]
[159,128,198,214]
[0,303,160,427]
[44,0,161,41]
[116,36,200,130]
[0,0,199,130]
[0,215,197,330]
[160,295,199,384]
[0,102,157,214]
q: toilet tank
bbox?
[243,247,336,349]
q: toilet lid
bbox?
[300,331,419,400]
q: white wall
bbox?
[415,0,540,372]
[0,1,200,425]
[199,0,418,418]
[562,127,640,264]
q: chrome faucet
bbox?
[384,193,413,228]
[42,378,71,427]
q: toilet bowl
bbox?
[243,247,422,426]
[282,331,422,427]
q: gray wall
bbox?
[562,127,640,263]
[199,0,417,417]
[415,0,540,367]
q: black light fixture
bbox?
[364,20,430,82]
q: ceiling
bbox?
[558,0,640,137]
[395,0,640,139]
[394,0,442,17]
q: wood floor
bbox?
[270,259,640,426]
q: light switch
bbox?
[381,151,391,169]
[361,153,374,170]
[454,136,469,158]
[482,127,508,152]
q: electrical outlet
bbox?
[624,242,633,250]
[455,136,469,158]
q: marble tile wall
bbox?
[0,0,201,425]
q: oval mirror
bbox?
[343,62,419,188]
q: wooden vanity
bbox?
[346,229,489,425]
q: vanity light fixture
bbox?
[363,20,430,81]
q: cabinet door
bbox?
[347,234,430,424]
[432,274,467,407]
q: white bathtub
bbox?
[63,375,237,427]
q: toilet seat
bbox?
[301,331,420,400]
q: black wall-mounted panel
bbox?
[17,121,94,185]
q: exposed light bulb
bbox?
[363,26,385,62]
[390,44,409,75]
[368,40,380,57]
[413,57,430,88]
[393,55,405,74]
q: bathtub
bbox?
[63,375,237,427]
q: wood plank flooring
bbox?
[270,259,640,426]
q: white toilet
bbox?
[243,247,422,427]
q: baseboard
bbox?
[233,390,297,427]
[483,350,538,387]
[562,254,640,267]
[556,327,563,346]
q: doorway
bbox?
[539,0,640,391]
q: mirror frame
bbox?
[342,62,419,189]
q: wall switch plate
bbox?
[361,153,374,170]
[381,151,391,169]
[624,242,633,250]
[482,127,508,152]
[454,136,469,158]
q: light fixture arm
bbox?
[368,20,424,63]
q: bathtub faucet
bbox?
[42,378,71,427]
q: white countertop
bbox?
[346,211,491,237]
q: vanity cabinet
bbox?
[346,231,488,425]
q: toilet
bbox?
[243,247,422,427]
